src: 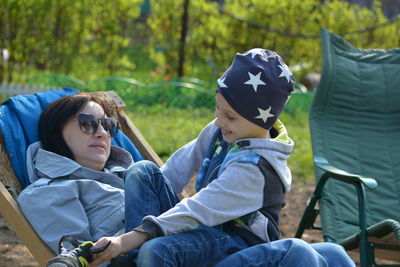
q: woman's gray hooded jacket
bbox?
[17,141,133,253]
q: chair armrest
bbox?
[314,156,377,189]
[312,156,377,259]
[295,156,376,241]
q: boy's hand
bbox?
[89,231,148,266]
[90,236,123,267]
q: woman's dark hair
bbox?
[39,93,114,160]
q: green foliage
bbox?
[27,74,86,90]
[24,73,215,109]
[2,0,399,83]
[1,0,142,82]
[148,0,400,80]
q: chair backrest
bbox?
[0,88,144,189]
[310,29,400,243]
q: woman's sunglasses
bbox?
[77,113,119,138]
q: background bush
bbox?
[1,0,399,83]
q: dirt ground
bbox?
[0,182,379,266]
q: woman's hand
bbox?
[90,231,148,266]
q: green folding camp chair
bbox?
[295,29,400,267]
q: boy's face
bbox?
[215,93,269,143]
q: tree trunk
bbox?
[177,0,190,77]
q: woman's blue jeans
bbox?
[124,160,355,267]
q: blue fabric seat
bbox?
[0,88,143,188]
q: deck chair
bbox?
[295,29,400,266]
[0,89,165,266]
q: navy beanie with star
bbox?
[216,48,295,130]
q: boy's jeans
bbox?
[214,239,356,267]
[124,160,355,267]
[124,160,248,266]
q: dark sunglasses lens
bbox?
[78,114,118,137]
[78,114,98,134]
[102,118,118,137]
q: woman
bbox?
[17,93,134,266]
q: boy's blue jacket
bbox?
[144,119,294,242]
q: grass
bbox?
[126,106,215,160]
[126,104,314,184]
[0,79,315,184]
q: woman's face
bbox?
[62,101,112,171]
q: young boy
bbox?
[89,48,297,267]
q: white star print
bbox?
[254,106,275,123]
[278,64,293,83]
[245,48,265,59]
[217,76,228,88]
[244,72,266,92]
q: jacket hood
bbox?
[232,119,294,191]
[26,141,133,184]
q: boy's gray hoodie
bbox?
[143,119,294,242]
[17,141,133,253]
